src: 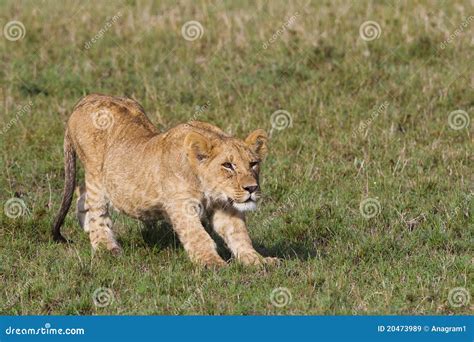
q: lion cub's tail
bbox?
[52,130,76,243]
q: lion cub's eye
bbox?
[222,162,234,171]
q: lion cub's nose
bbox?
[244,185,259,194]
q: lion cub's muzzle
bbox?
[232,185,261,212]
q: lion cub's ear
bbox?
[184,132,212,162]
[245,129,268,159]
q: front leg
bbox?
[212,208,278,266]
[166,203,226,268]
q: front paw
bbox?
[263,256,281,265]
[109,245,123,256]
[193,253,227,268]
[237,251,265,266]
[238,252,281,266]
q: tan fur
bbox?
[53,94,278,267]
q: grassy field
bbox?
[0,0,472,315]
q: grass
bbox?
[0,0,472,315]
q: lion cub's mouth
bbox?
[232,198,257,212]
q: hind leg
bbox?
[84,174,121,254]
[75,185,89,232]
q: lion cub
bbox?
[52,94,277,267]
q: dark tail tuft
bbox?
[52,130,76,243]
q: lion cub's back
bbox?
[70,94,156,131]
[67,94,158,167]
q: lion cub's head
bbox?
[184,129,268,212]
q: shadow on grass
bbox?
[254,241,318,261]
[138,220,318,262]
[140,221,180,250]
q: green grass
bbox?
[0,0,472,315]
